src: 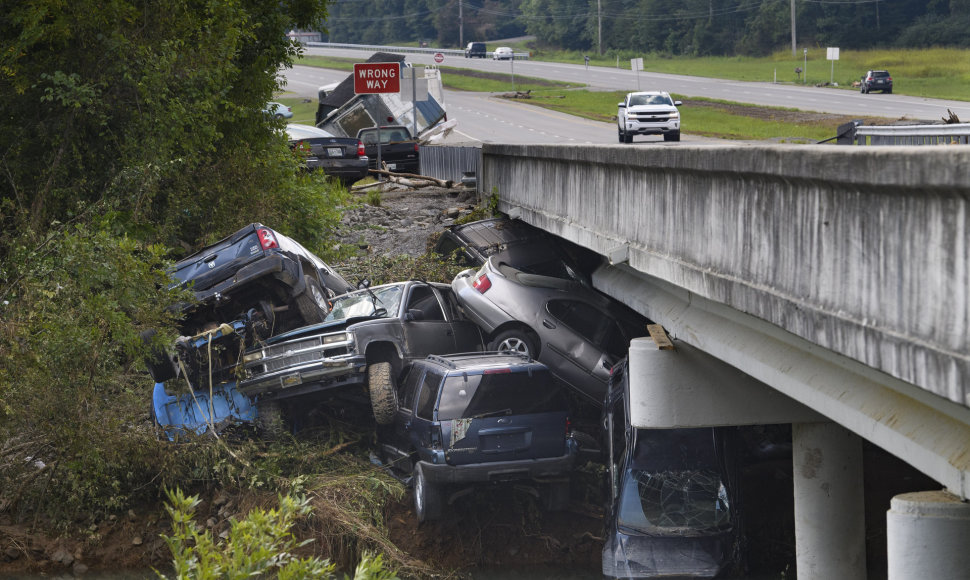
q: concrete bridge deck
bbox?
[479,143,970,579]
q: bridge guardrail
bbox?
[845,122,970,145]
[305,42,530,60]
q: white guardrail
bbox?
[854,123,970,145]
[305,42,530,60]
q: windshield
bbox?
[616,468,730,536]
[324,285,402,322]
[616,427,731,535]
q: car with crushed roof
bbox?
[379,352,579,522]
[235,280,485,432]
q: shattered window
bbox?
[616,428,731,535]
[617,469,730,535]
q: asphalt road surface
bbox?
[284,45,970,145]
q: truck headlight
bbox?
[322,332,351,345]
[670,111,680,119]
[243,351,264,363]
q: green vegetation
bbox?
[322,0,968,59]
[535,47,970,101]
[161,489,402,579]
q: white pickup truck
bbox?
[617,91,682,143]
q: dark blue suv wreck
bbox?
[379,352,579,523]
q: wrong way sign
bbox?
[353,62,400,94]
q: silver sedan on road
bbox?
[453,257,651,404]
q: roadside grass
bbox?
[296,55,583,92]
[293,54,891,141]
[504,89,858,142]
[532,47,970,101]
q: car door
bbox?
[382,364,424,471]
[539,298,615,402]
[437,286,485,352]
[401,284,459,359]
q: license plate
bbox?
[326,147,342,157]
[387,163,397,170]
[280,373,302,388]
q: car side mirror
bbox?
[617,102,625,108]
[674,101,682,106]
[406,309,424,321]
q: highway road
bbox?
[283,45,970,145]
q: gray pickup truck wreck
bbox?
[237,280,485,430]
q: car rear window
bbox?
[436,369,567,420]
[872,71,889,78]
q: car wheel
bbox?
[617,128,625,143]
[295,275,330,324]
[625,132,634,144]
[368,361,398,425]
[541,480,571,511]
[885,88,892,94]
[489,328,539,358]
[664,131,681,142]
[414,463,443,523]
[256,398,285,439]
[274,113,284,119]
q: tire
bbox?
[295,275,329,324]
[624,132,634,144]
[885,88,892,94]
[274,113,284,119]
[368,361,399,425]
[860,86,866,94]
[617,128,625,143]
[414,463,443,523]
[141,329,177,383]
[664,131,680,142]
[488,328,539,359]
[256,398,285,439]
[541,480,571,511]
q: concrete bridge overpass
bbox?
[478,143,970,579]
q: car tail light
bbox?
[484,368,511,374]
[257,228,279,250]
[565,417,572,437]
[413,143,420,153]
[472,273,491,293]
[356,140,365,157]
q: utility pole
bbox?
[597,0,602,56]
[459,0,463,48]
[791,0,796,57]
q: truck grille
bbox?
[263,345,351,372]
[630,111,675,121]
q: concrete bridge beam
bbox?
[887,490,970,580]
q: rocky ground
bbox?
[334,183,481,259]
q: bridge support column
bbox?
[793,422,866,580]
[887,490,970,580]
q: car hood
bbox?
[263,316,382,343]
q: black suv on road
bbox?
[464,42,486,58]
[379,352,579,523]
[861,70,892,94]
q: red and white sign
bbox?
[353,62,400,94]
[434,52,444,63]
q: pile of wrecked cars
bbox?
[145,217,787,578]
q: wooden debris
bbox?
[647,324,675,350]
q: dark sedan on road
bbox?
[286,123,370,186]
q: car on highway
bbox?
[263,101,293,119]
[617,91,682,143]
[379,352,578,522]
[285,123,370,187]
[452,257,651,404]
[493,46,514,60]
[464,42,487,58]
[860,70,893,94]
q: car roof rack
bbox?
[426,351,533,369]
